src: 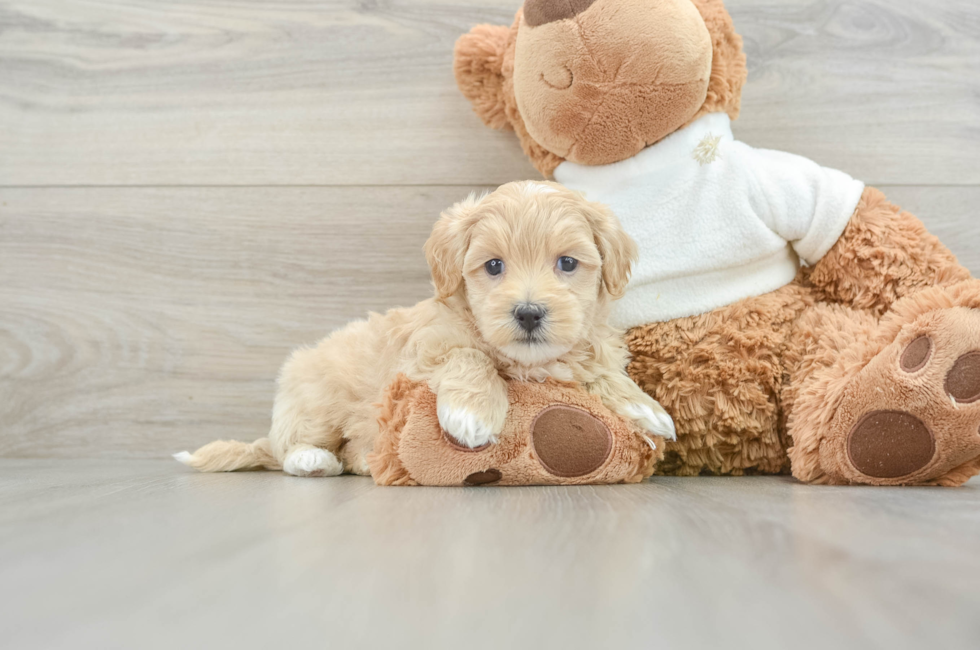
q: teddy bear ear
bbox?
[453,24,512,130]
[689,0,748,119]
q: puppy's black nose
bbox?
[514,304,547,333]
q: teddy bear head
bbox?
[454,0,747,175]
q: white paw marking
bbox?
[283,448,343,477]
[638,434,658,452]
[172,451,193,465]
[437,404,497,448]
[622,402,677,441]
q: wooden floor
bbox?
[2,1,980,647]
[1,460,979,650]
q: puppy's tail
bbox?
[173,437,281,472]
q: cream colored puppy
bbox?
[176,181,674,477]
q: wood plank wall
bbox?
[1,0,978,458]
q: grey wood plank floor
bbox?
[2,460,978,650]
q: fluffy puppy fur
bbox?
[175,181,674,477]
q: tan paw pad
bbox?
[847,410,936,479]
[531,405,612,477]
[900,335,932,373]
[464,469,503,486]
[826,307,980,485]
[946,351,980,404]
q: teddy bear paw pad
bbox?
[835,307,980,484]
[847,410,935,479]
[464,469,503,486]
[946,351,980,403]
[531,405,612,477]
[899,335,933,372]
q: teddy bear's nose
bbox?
[523,0,599,27]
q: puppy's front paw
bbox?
[621,402,676,441]
[437,404,499,448]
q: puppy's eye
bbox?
[557,256,578,273]
[485,259,504,276]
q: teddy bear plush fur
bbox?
[454,0,980,485]
[369,375,661,486]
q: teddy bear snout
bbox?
[523,0,599,27]
[514,0,715,166]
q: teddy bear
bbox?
[452,0,980,485]
[369,375,660,486]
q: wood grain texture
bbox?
[1,0,978,186]
[0,186,485,457]
[1,460,978,650]
[1,185,977,459]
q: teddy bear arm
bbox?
[372,375,661,486]
[805,186,971,316]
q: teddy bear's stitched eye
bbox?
[557,256,578,273]
[485,259,504,276]
[540,65,573,90]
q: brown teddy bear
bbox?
[453,0,980,485]
[369,375,660,486]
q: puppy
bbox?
[175,181,674,476]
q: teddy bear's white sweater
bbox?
[554,112,865,329]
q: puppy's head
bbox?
[425,181,636,365]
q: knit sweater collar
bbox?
[554,112,734,191]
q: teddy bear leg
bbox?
[784,282,980,486]
[626,283,812,476]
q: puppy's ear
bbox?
[425,193,486,299]
[454,24,512,130]
[581,200,637,299]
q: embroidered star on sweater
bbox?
[692,133,722,165]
